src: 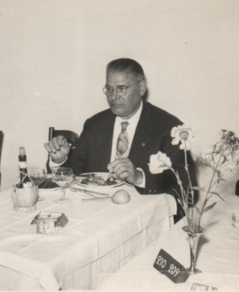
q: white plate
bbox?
[73,172,124,188]
[38,187,60,192]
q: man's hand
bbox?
[107,158,143,185]
[44,135,71,164]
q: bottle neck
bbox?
[16,149,29,188]
[19,168,27,180]
[18,159,27,181]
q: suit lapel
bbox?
[92,102,155,169]
[94,112,115,169]
[129,102,155,166]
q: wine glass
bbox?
[28,168,46,201]
[52,167,73,204]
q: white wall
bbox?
[0,0,239,191]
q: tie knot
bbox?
[121,122,129,133]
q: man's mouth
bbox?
[110,103,124,107]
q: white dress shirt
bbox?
[110,101,145,188]
[110,101,143,162]
[50,101,145,188]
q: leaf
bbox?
[209,192,225,202]
[216,178,226,184]
[172,188,183,200]
[219,155,227,166]
[172,188,179,196]
[203,202,217,213]
[204,196,211,207]
[192,186,205,192]
[216,170,221,178]
[176,198,183,207]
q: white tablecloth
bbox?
[0,184,176,290]
[98,193,239,292]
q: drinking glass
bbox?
[52,167,73,204]
[28,168,46,201]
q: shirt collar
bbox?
[116,100,143,127]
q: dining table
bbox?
[96,189,239,291]
[0,180,176,291]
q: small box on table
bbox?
[31,211,68,234]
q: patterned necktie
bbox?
[116,122,129,158]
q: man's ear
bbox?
[139,80,147,96]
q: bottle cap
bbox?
[19,147,26,156]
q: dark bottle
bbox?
[16,147,30,188]
[236,180,239,196]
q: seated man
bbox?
[45,58,197,222]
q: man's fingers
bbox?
[118,171,128,180]
[107,158,138,185]
[108,158,128,170]
[112,160,131,174]
[56,135,66,146]
[44,142,58,154]
[49,136,70,152]
[56,136,70,149]
[109,162,133,181]
[48,141,59,153]
[51,139,60,151]
[62,139,69,147]
[44,143,52,153]
[113,163,127,174]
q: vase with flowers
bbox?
[148,125,239,276]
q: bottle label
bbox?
[19,162,27,169]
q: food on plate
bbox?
[79,173,122,186]
[39,178,58,189]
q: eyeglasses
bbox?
[102,80,143,97]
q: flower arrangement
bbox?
[149,125,239,233]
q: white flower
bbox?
[148,151,172,174]
[171,125,195,150]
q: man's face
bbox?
[106,71,145,120]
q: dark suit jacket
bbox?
[61,101,197,208]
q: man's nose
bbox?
[111,89,120,100]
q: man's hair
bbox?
[106,58,145,81]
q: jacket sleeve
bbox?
[46,120,90,175]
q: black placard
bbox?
[153,249,189,283]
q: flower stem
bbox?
[183,145,194,206]
[200,148,226,217]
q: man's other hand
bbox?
[44,135,71,163]
[107,158,143,185]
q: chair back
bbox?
[236,180,239,196]
[0,131,4,190]
[48,127,79,144]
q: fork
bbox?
[70,182,110,197]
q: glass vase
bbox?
[182,225,205,275]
